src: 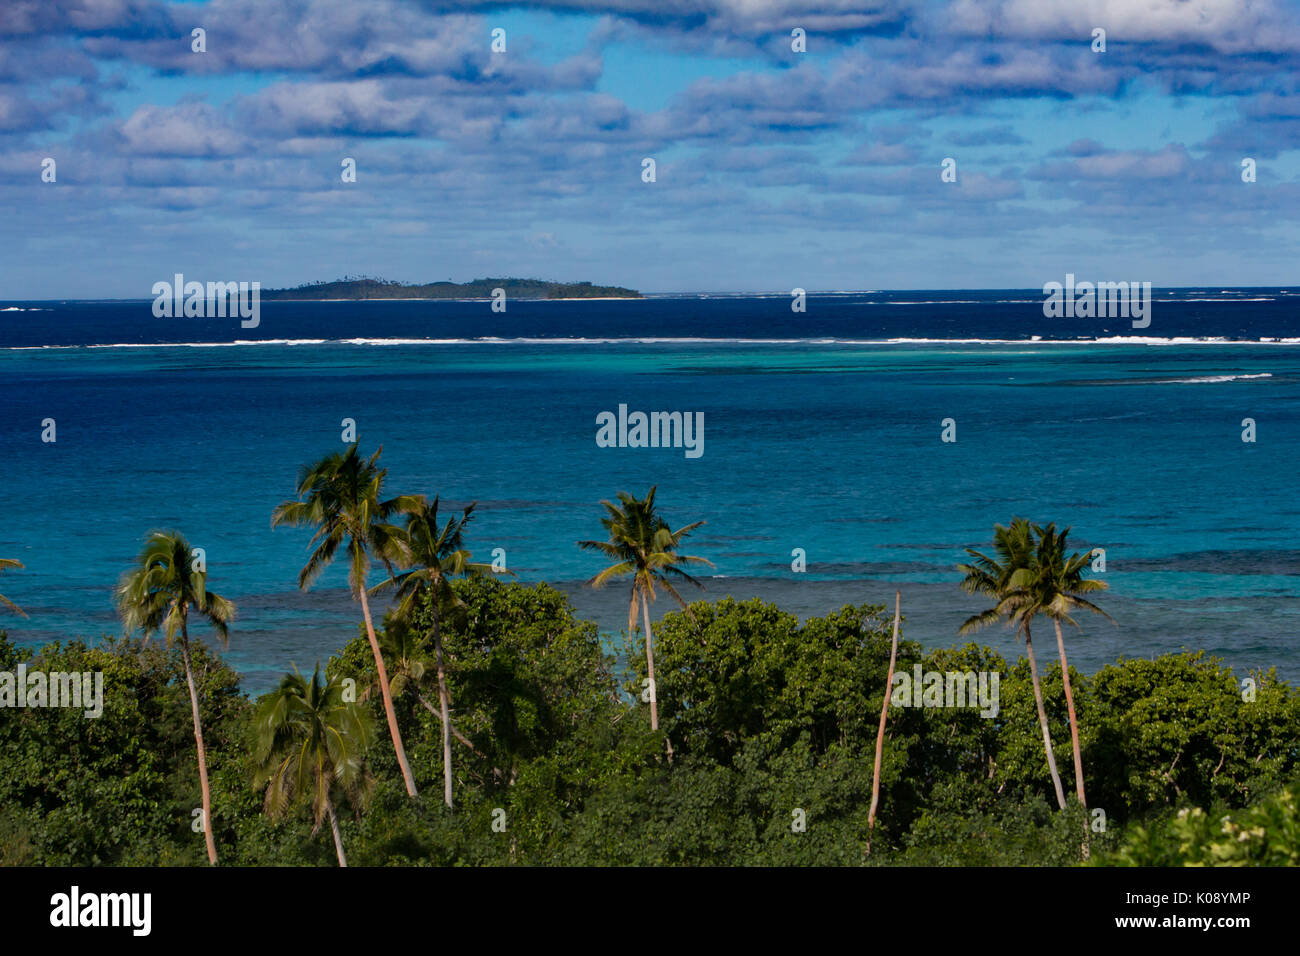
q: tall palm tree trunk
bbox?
[1024,623,1067,809]
[430,609,453,809]
[1054,618,1090,859]
[866,591,901,855]
[178,624,218,865]
[326,798,347,867]
[640,597,659,730]
[358,586,418,797]
[1053,619,1086,806]
[640,598,672,762]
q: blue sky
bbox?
[4,0,1300,297]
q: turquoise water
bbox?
[2,295,1298,689]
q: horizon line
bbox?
[4,284,1297,303]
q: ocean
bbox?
[2,290,1298,692]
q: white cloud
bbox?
[946,0,1300,54]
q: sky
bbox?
[3,0,1300,297]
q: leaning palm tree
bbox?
[577,486,713,753]
[115,530,236,864]
[1025,522,1113,809]
[252,664,374,867]
[371,498,501,808]
[866,590,901,855]
[271,443,421,797]
[958,517,1066,810]
[0,559,26,618]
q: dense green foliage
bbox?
[2,581,1297,865]
[1098,783,1300,866]
[0,635,245,866]
[262,276,642,299]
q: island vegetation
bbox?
[261,276,642,300]
[1,445,1297,867]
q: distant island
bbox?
[261,276,642,300]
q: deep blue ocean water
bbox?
[2,290,1298,691]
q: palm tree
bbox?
[252,664,374,867]
[271,444,422,797]
[370,497,501,808]
[1026,522,1113,809]
[958,517,1067,810]
[115,530,235,864]
[577,486,713,755]
[0,559,26,618]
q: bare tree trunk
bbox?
[641,598,672,762]
[866,591,901,856]
[431,607,453,809]
[418,696,478,753]
[1025,622,1067,810]
[1054,617,1089,859]
[179,626,218,865]
[326,798,347,867]
[418,693,503,782]
[1052,618,1086,806]
[358,585,418,797]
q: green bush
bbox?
[3,595,1298,866]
